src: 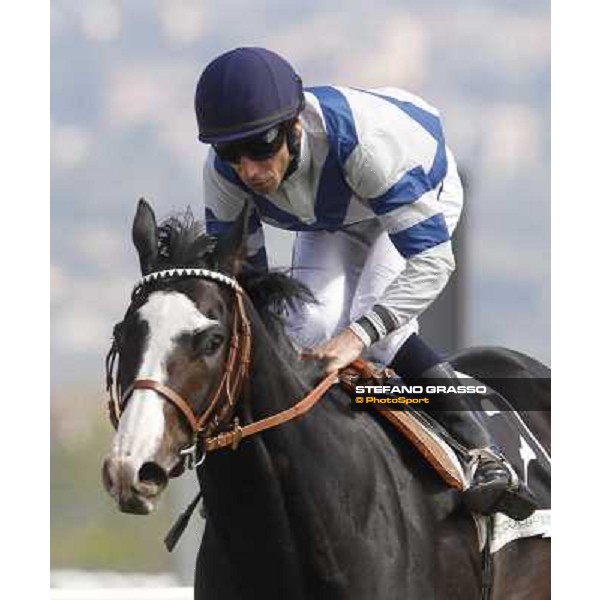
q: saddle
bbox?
[340,359,468,490]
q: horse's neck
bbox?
[203,318,330,596]
[202,315,468,597]
[247,323,311,408]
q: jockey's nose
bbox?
[238,155,266,180]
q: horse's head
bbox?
[102,199,250,514]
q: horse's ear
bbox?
[212,203,250,276]
[132,198,158,275]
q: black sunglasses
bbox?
[213,125,286,164]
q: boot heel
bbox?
[463,483,538,521]
[493,486,538,521]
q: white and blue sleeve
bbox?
[342,88,463,344]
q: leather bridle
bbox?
[105,267,339,467]
[107,269,251,458]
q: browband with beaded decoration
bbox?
[132,268,243,297]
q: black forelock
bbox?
[154,208,217,270]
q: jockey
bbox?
[195,47,537,521]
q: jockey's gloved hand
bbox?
[300,328,365,374]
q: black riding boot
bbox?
[421,362,538,521]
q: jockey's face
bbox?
[232,121,301,195]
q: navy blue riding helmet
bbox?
[195,47,305,144]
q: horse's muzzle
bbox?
[102,456,168,515]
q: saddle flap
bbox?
[378,409,467,490]
[340,360,467,490]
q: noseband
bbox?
[106,268,252,461]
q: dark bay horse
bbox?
[102,199,550,599]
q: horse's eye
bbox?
[205,333,225,356]
[191,327,225,358]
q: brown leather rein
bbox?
[106,268,340,457]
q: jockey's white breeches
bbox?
[285,218,418,366]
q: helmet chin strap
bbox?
[283,122,302,181]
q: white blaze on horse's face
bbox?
[111,291,218,468]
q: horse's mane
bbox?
[154,211,322,380]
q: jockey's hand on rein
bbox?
[300,328,366,375]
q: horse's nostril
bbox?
[137,462,168,493]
